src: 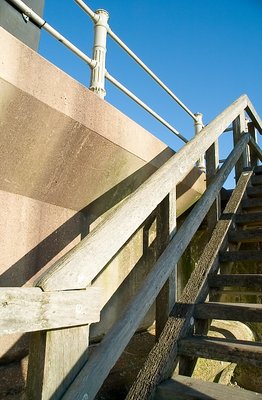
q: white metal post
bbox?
[194,112,206,172]
[90,9,109,99]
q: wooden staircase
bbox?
[155,166,262,399]
[127,167,262,400]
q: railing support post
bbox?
[194,113,206,172]
[248,121,258,167]
[90,9,109,98]
[233,112,249,182]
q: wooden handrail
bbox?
[246,97,262,134]
[36,94,250,292]
[62,133,250,400]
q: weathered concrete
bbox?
[0,26,205,373]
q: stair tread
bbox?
[208,273,262,287]
[194,302,262,322]
[247,186,262,198]
[154,375,261,400]
[220,249,262,262]
[178,336,262,367]
[236,212,262,225]
[254,165,262,175]
[229,228,262,242]
[242,198,262,209]
[251,175,262,186]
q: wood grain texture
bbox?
[26,326,90,400]
[208,273,262,287]
[36,95,249,292]
[233,112,248,182]
[220,250,262,262]
[0,287,100,334]
[242,197,262,209]
[247,186,262,198]
[61,135,251,400]
[246,98,262,134]
[124,171,252,400]
[178,336,262,367]
[194,302,262,322]
[154,375,261,400]
[235,212,262,225]
[229,228,262,243]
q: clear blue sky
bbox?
[39,0,262,169]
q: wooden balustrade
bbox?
[1,94,262,399]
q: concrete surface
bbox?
[0,26,206,391]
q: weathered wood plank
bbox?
[156,190,177,338]
[0,287,100,334]
[123,172,252,400]
[36,95,249,292]
[26,326,90,400]
[154,375,261,400]
[249,122,259,168]
[248,135,262,162]
[251,175,262,185]
[246,98,262,134]
[247,186,262,198]
[254,165,262,175]
[235,212,262,225]
[220,250,262,262]
[61,131,252,400]
[208,273,262,287]
[229,228,262,243]
[194,302,262,322]
[233,112,248,182]
[178,336,262,367]
[206,140,221,233]
[242,198,262,209]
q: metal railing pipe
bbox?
[8,0,96,69]
[107,27,198,122]
[74,0,99,22]
[74,0,198,122]
[105,71,188,143]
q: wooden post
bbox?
[26,326,90,400]
[233,112,249,182]
[206,140,221,234]
[248,122,258,167]
[155,188,177,338]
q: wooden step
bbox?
[208,273,262,287]
[220,250,262,263]
[251,175,262,186]
[236,212,262,226]
[254,165,262,175]
[229,228,262,243]
[242,198,262,210]
[154,375,261,400]
[194,302,262,322]
[178,336,262,367]
[247,186,262,198]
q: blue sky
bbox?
[39,0,262,169]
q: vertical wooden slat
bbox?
[26,326,90,399]
[233,112,249,182]
[248,122,258,167]
[206,140,221,233]
[155,188,177,338]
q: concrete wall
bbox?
[0,27,205,367]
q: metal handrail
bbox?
[9,0,96,68]
[8,0,199,146]
[74,0,197,122]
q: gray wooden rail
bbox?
[1,94,262,400]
